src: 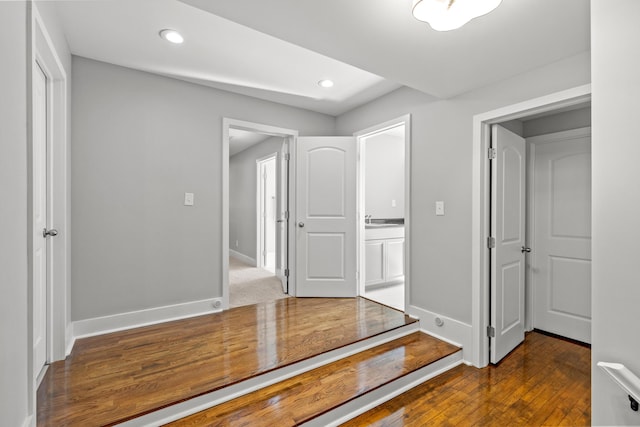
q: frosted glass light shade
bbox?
[412,0,502,31]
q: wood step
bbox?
[37,298,417,426]
[163,332,461,426]
[339,331,590,427]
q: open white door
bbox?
[276,139,289,293]
[490,125,526,363]
[296,137,357,297]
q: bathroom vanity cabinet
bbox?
[364,226,405,288]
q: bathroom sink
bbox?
[365,223,403,229]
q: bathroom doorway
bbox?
[355,116,411,311]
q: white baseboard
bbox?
[71,298,223,346]
[66,324,75,357]
[229,249,256,266]
[406,305,473,363]
[22,414,34,427]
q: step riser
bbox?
[120,322,420,426]
[303,351,464,427]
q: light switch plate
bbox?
[435,201,445,216]
[184,192,194,206]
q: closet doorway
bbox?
[490,105,591,363]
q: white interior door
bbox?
[296,137,357,297]
[490,125,526,364]
[532,130,591,343]
[33,62,48,377]
[276,140,289,292]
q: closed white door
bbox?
[531,130,591,343]
[491,125,526,364]
[296,137,357,297]
[33,63,48,377]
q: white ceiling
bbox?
[53,0,590,117]
[53,0,401,116]
[182,0,590,99]
[228,129,271,157]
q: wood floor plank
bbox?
[166,332,460,426]
[341,331,591,427]
[37,297,415,426]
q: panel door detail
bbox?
[532,133,591,343]
[296,137,357,297]
[490,125,526,364]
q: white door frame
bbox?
[256,153,277,272]
[354,114,411,306]
[29,3,70,415]
[471,84,591,367]
[222,119,298,309]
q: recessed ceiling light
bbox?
[159,29,184,44]
[318,79,334,88]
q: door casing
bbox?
[471,85,591,368]
[29,5,71,417]
[354,115,411,310]
[222,119,298,308]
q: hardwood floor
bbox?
[167,332,459,426]
[37,297,415,426]
[341,331,591,427]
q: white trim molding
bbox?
[471,84,591,367]
[222,119,298,309]
[353,114,411,307]
[406,304,473,363]
[229,249,257,267]
[71,298,222,343]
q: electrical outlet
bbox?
[235,240,239,247]
[184,192,194,206]
[391,199,397,207]
[435,201,445,216]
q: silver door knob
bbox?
[298,222,305,228]
[43,228,58,238]
[521,246,531,253]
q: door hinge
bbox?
[284,211,289,220]
[487,236,496,249]
[284,153,290,161]
[487,325,495,338]
[488,148,496,160]
[284,268,289,277]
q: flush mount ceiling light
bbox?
[412,0,502,31]
[159,29,184,44]
[318,79,334,88]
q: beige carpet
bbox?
[229,257,289,308]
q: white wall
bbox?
[229,137,284,260]
[591,1,640,424]
[337,52,590,341]
[71,57,334,321]
[365,132,404,219]
[0,3,29,425]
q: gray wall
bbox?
[523,106,591,137]
[0,3,29,424]
[229,137,284,260]
[591,1,640,424]
[336,51,590,325]
[365,132,404,219]
[71,57,334,321]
